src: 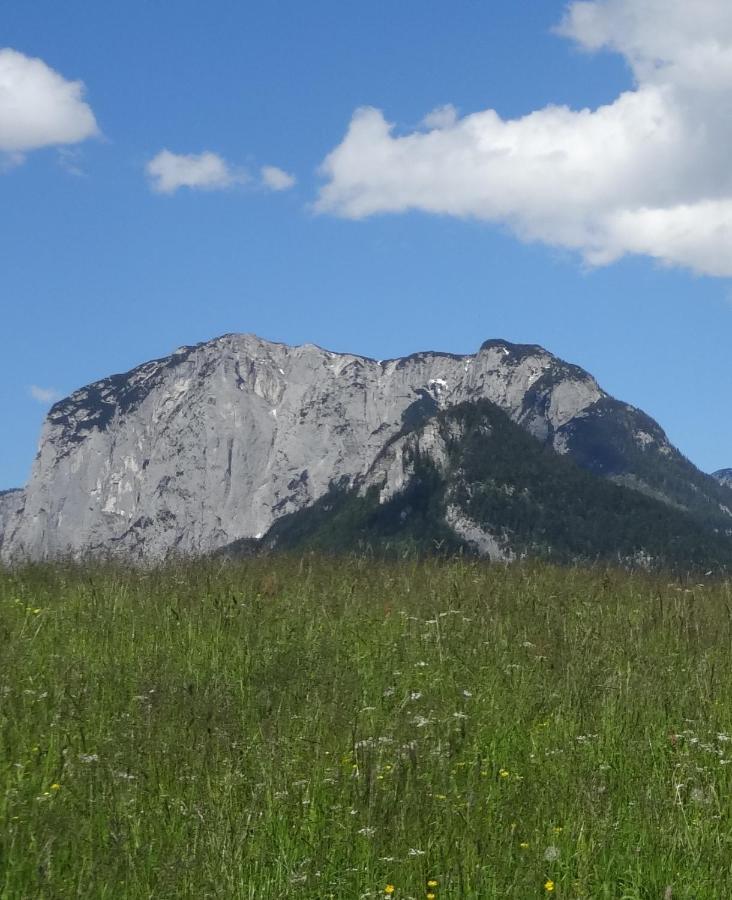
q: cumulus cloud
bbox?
[0,48,98,160]
[146,150,247,194]
[29,385,60,405]
[260,165,296,191]
[316,0,732,277]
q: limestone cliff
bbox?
[1,333,727,562]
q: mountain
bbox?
[713,469,732,489]
[238,400,732,570]
[1,332,730,564]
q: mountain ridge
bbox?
[1,332,730,564]
[234,399,732,570]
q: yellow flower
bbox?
[427,895,436,900]
[50,783,61,791]
[499,768,510,778]
[427,880,438,888]
[385,886,395,895]
[520,841,529,849]
[544,880,555,893]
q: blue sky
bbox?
[2,0,732,490]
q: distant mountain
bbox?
[223,400,732,571]
[1,332,730,565]
[712,469,732,490]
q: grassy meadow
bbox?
[2,557,732,898]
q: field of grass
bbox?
[2,558,732,898]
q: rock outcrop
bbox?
[713,469,732,489]
[1,332,728,563]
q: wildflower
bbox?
[427,880,438,888]
[499,768,510,778]
[553,826,563,834]
[385,886,395,895]
[544,846,559,862]
[545,880,555,892]
[50,783,61,791]
[520,842,529,849]
[427,895,436,900]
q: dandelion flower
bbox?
[427,880,438,888]
[520,842,529,849]
[427,895,436,900]
[544,880,555,892]
[50,783,61,791]
[499,768,510,778]
[385,885,395,895]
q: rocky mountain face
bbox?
[1,332,730,564]
[248,401,732,570]
[713,469,732,489]
[0,490,24,556]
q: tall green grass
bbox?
[2,558,732,898]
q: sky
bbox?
[2,0,732,490]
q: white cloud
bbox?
[316,0,732,277]
[0,48,98,160]
[146,150,246,194]
[421,104,459,130]
[260,165,296,191]
[29,385,60,404]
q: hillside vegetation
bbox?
[249,401,732,572]
[2,559,732,897]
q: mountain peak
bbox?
[2,333,730,564]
